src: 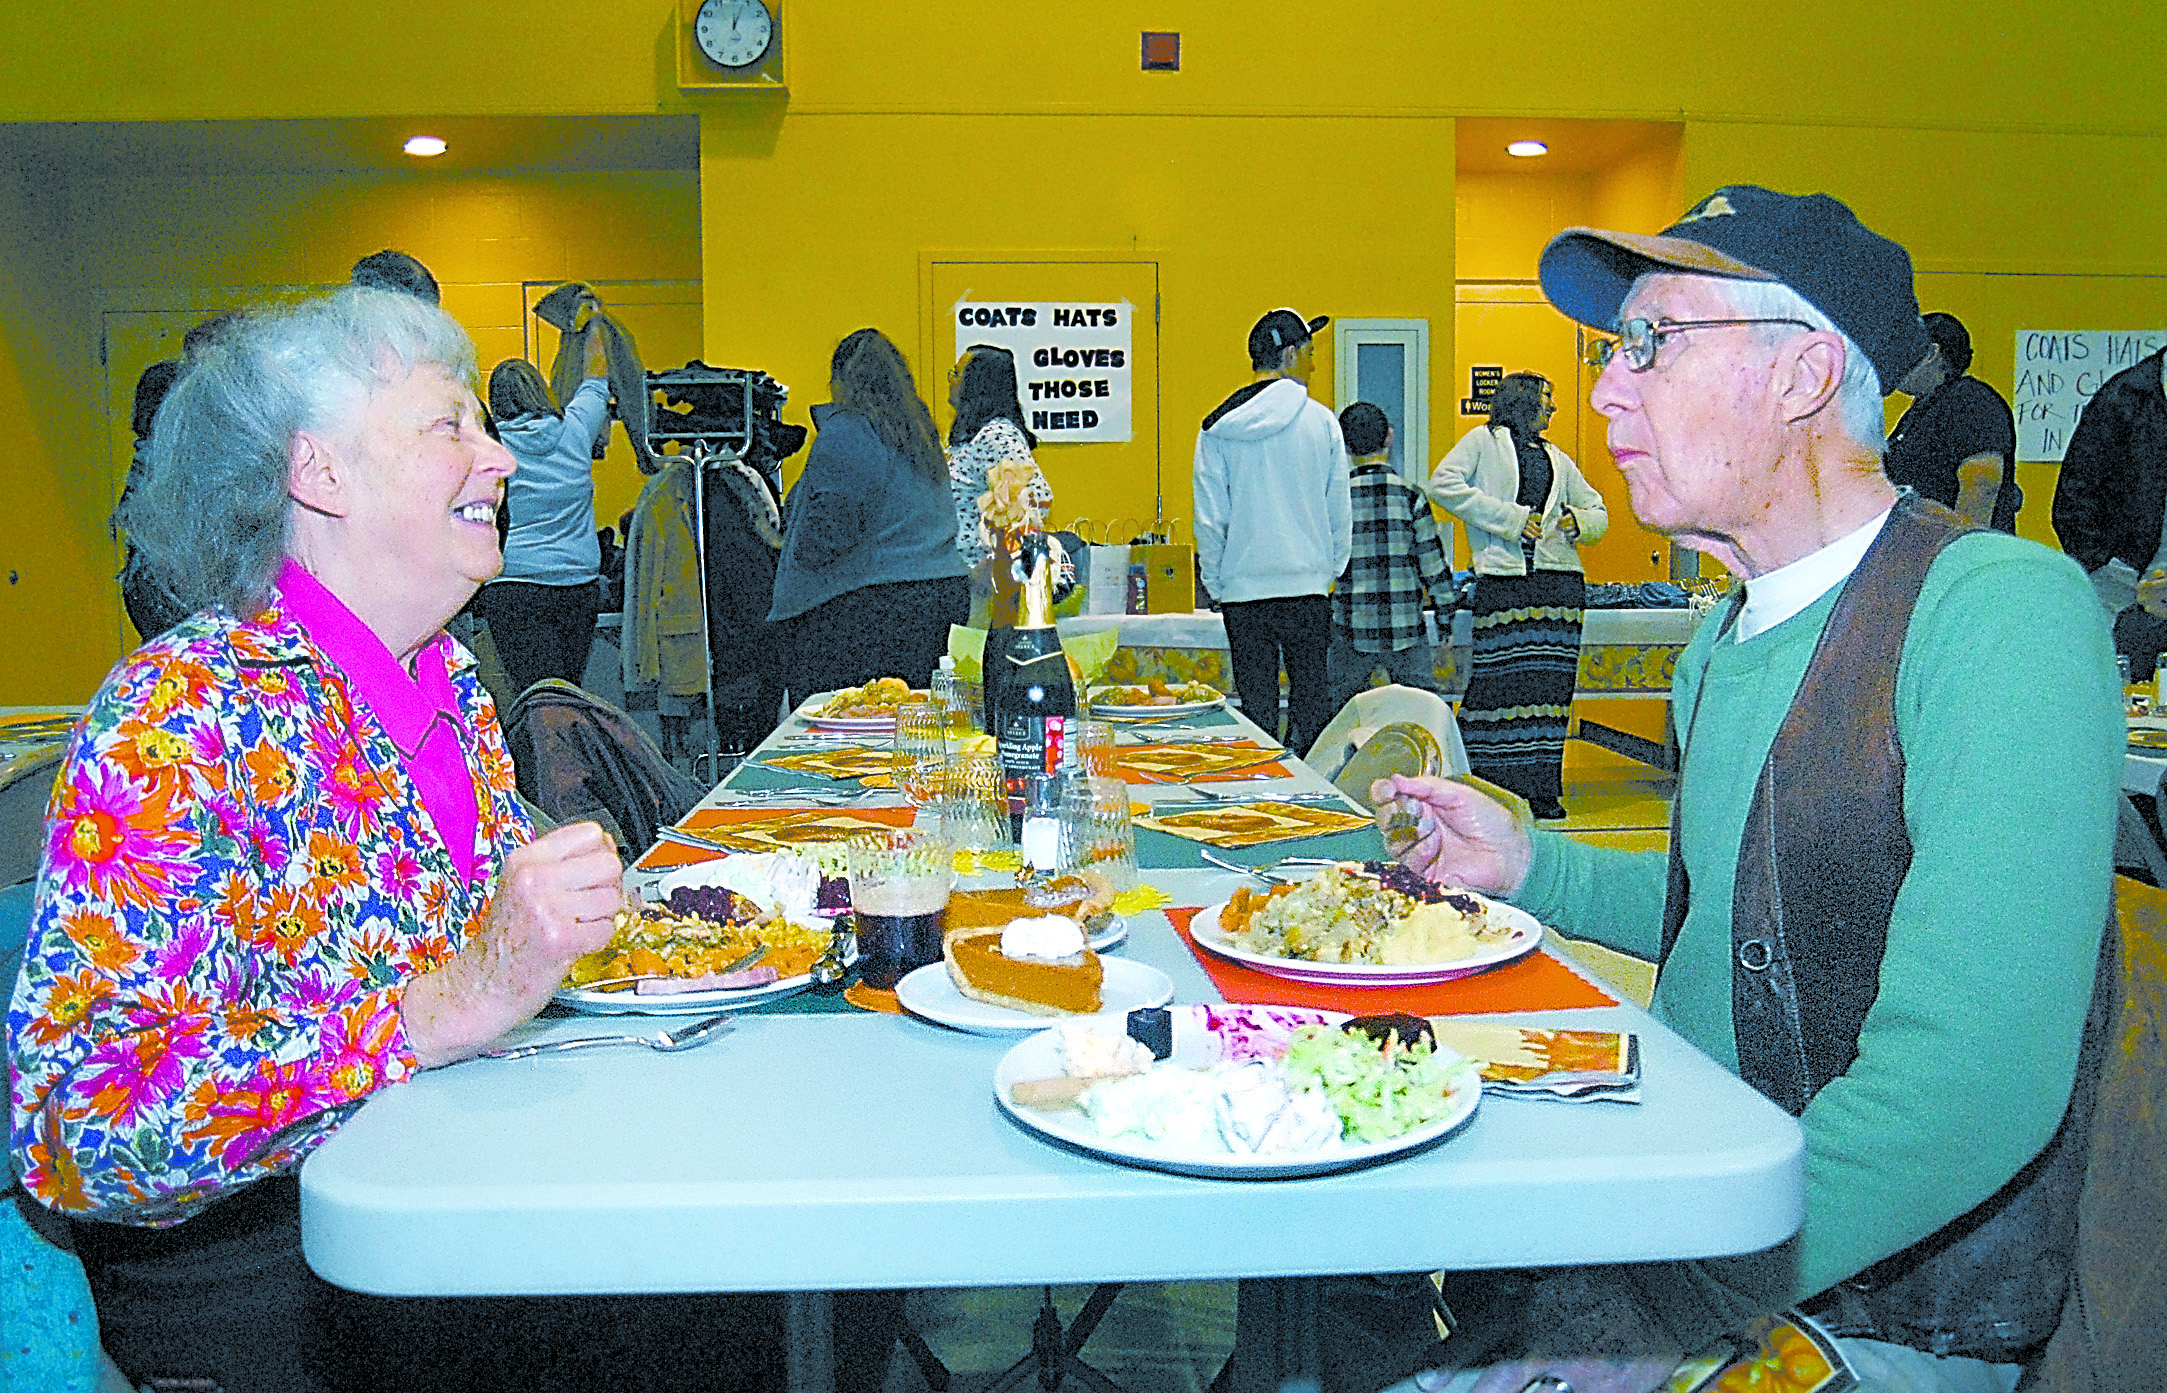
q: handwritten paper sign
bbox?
[952,300,1134,443]
[2013,330,2167,461]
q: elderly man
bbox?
[1369,188,2118,1393]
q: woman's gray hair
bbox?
[117,287,477,618]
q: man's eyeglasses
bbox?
[1584,317,1816,372]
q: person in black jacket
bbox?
[2050,345,2167,666]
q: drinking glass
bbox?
[892,700,947,810]
[940,749,1009,852]
[845,829,954,991]
[1059,774,1138,893]
[1068,719,1120,779]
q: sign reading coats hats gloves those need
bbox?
[952,300,1134,443]
[2012,328,2167,461]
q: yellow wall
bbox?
[7,3,2167,701]
[0,165,699,701]
[699,109,1455,541]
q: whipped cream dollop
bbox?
[1001,914,1085,961]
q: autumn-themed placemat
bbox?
[635,806,917,869]
[1166,906,1615,1016]
[1110,741,1290,785]
[1136,800,1373,848]
[754,746,895,781]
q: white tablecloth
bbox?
[1060,607,1699,652]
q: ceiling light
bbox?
[1506,140,1549,158]
[403,135,448,158]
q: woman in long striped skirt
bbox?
[1428,373,1609,819]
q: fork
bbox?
[477,1013,736,1061]
[1198,848,1299,884]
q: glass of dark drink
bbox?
[845,829,954,991]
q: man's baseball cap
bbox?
[1536,185,1930,395]
[1249,308,1329,361]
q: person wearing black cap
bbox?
[1885,311,2020,531]
[1193,307,1352,753]
[1361,188,2116,1393]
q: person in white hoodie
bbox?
[1193,307,1353,753]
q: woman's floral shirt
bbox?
[7,603,530,1225]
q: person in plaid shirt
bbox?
[1327,402,1454,712]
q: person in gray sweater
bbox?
[768,328,968,703]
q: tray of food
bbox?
[1190,861,1542,986]
[802,677,928,732]
[996,1005,1480,1178]
[557,853,851,1014]
[1087,680,1224,715]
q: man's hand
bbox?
[402,822,625,1066]
[1372,773,1533,898]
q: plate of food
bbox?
[995,1005,1480,1178]
[802,677,928,732]
[899,896,1167,1034]
[556,854,852,1014]
[897,957,1172,1034]
[1087,680,1224,716]
[1190,861,1543,986]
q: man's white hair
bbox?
[1628,272,1886,456]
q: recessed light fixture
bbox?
[1507,140,1549,158]
[403,135,448,158]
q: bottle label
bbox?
[1043,715,1066,774]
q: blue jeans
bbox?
[1326,630,1442,717]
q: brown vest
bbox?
[1663,493,2112,1360]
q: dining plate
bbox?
[553,955,849,1016]
[558,854,855,1014]
[1087,685,1225,717]
[895,957,1172,1035]
[803,714,898,735]
[1088,916,1128,952]
[993,1004,1481,1179]
[1187,896,1543,986]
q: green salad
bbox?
[1283,1024,1476,1144]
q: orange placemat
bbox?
[1165,906,1615,1016]
[635,806,917,869]
[1111,741,1291,785]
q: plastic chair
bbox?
[1306,685,1471,793]
[2,881,116,1393]
[501,680,705,861]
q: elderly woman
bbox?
[1428,371,1608,820]
[6,289,770,1393]
[768,327,969,702]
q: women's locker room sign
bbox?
[951,299,1134,443]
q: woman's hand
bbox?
[401,822,626,1066]
[1372,773,1532,899]
[1559,506,1581,541]
[1520,511,1543,543]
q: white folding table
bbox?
[301,698,1802,1392]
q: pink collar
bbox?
[274,559,461,757]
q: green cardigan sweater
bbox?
[1515,529,2120,1334]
